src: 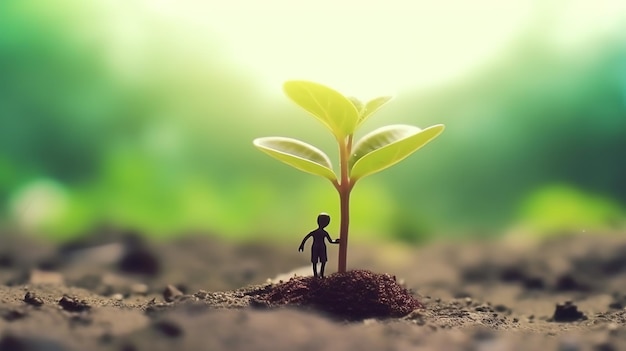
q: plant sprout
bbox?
[253,81,445,273]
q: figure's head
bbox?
[317,213,330,228]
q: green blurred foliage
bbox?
[387,36,626,234]
[518,184,624,233]
[1,1,625,242]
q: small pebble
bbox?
[552,301,586,322]
[118,246,160,276]
[494,304,509,313]
[472,328,495,341]
[608,301,623,309]
[0,253,13,267]
[24,292,44,307]
[594,341,616,351]
[58,295,91,312]
[163,285,183,302]
[153,320,183,338]
[0,335,24,350]
[2,309,26,321]
[193,290,209,299]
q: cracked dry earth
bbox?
[1,229,626,351]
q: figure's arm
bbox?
[299,233,312,252]
[325,232,340,244]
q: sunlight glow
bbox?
[201,1,535,98]
[83,0,626,98]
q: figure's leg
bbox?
[320,262,326,278]
[312,249,321,278]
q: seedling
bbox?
[253,80,444,272]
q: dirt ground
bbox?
[1,227,626,351]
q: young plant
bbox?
[253,81,445,273]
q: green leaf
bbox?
[349,124,445,180]
[253,137,337,181]
[357,96,392,128]
[283,81,359,139]
[348,96,364,112]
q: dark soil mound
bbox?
[255,269,422,320]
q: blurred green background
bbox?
[1,0,625,243]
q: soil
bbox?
[1,228,626,351]
[251,270,422,320]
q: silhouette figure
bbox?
[298,213,340,278]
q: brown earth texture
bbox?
[1,228,626,351]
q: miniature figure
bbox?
[298,213,340,278]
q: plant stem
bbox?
[336,135,353,273]
[337,185,350,272]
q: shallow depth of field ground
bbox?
[1,228,626,351]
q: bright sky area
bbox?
[89,0,626,99]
